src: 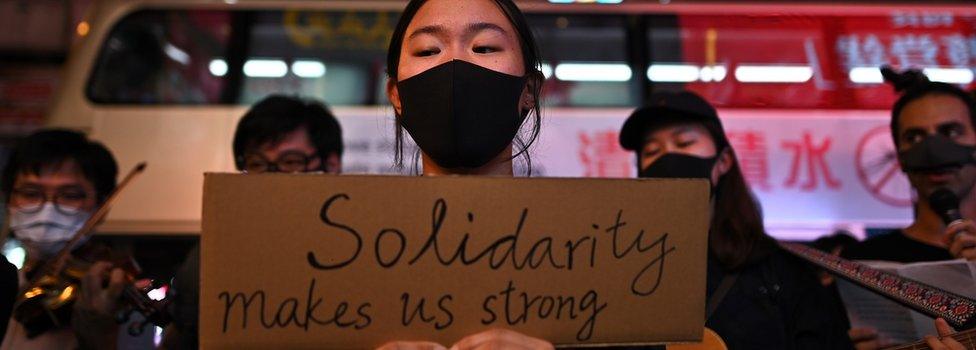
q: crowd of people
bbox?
[2,0,976,349]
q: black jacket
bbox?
[585,247,853,350]
[702,248,851,350]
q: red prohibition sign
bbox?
[855,125,913,207]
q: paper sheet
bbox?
[836,260,976,346]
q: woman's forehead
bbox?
[643,122,708,141]
[406,0,516,39]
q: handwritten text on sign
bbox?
[201,175,709,348]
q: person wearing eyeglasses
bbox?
[233,94,344,175]
[0,129,120,350]
[168,95,344,349]
[72,94,346,350]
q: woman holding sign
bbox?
[385,0,543,177]
[379,0,551,348]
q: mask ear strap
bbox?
[709,147,732,199]
[710,146,734,174]
[520,71,543,118]
[715,146,730,161]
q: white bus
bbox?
[47,0,976,239]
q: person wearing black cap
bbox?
[619,91,852,350]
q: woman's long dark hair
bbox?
[709,149,776,270]
[642,115,775,270]
[385,0,544,174]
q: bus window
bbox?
[88,8,635,107]
[530,15,634,107]
[238,10,397,106]
[87,10,230,104]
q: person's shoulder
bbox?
[173,244,200,291]
[1,255,13,273]
[1,255,16,288]
[860,231,905,244]
[841,231,904,260]
[765,246,814,270]
[748,246,820,285]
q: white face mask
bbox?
[9,203,91,258]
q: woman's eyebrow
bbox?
[407,23,508,42]
[465,22,508,38]
[407,24,449,40]
[670,126,694,136]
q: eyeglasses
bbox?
[241,151,319,174]
[10,187,91,215]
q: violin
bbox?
[12,163,171,338]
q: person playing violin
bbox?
[75,94,345,350]
[0,129,121,350]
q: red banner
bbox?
[679,11,976,110]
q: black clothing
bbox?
[165,244,199,350]
[702,248,851,350]
[841,230,953,263]
[0,256,15,342]
[592,248,852,350]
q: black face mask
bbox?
[639,153,719,183]
[898,135,976,173]
[397,60,528,169]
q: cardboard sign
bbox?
[200,174,710,349]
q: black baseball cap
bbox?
[619,91,725,151]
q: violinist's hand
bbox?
[450,329,554,350]
[944,220,976,261]
[79,262,126,314]
[924,318,965,350]
[72,261,124,350]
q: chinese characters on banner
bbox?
[838,11,974,70]
[338,109,913,240]
[579,130,633,178]
[781,132,842,192]
[678,11,976,110]
[479,109,912,239]
[727,131,771,191]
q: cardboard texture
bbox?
[200,174,709,349]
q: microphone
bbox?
[929,188,964,227]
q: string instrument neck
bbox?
[882,328,976,350]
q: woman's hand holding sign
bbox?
[377,329,554,350]
[377,340,447,350]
